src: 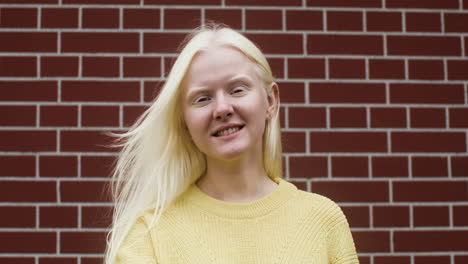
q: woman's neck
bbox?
[195,157,278,203]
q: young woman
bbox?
[105,24,359,264]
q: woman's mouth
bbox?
[213,125,244,137]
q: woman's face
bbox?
[181,45,277,162]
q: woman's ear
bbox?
[266,82,280,120]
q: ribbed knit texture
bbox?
[116,177,359,264]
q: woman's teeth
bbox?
[216,126,241,137]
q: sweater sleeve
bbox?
[327,204,360,264]
[115,217,158,264]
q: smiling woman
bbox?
[105,23,359,264]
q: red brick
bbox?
[0,130,56,152]
[0,156,35,177]
[144,33,185,53]
[372,156,408,178]
[414,206,449,227]
[0,8,37,28]
[451,156,468,177]
[289,156,327,178]
[0,258,34,264]
[445,13,468,32]
[82,57,119,77]
[447,113,468,139]
[308,34,383,55]
[61,181,109,202]
[455,256,468,264]
[290,180,307,191]
[41,57,78,77]
[388,36,460,56]
[0,232,55,253]
[0,206,35,227]
[330,107,366,128]
[39,258,77,264]
[369,59,405,79]
[246,10,282,30]
[312,181,388,202]
[123,105,147,127]
[342,206,369,227]
[62,33,138,53]
[466,36,468,56]
[61,130,117,152]
[393,181,468,202]
[453,205,468,226]
[145,0,218,4]
[83,8,119,29]
[123,8,160,29]
[387,0,459,9]
[373,206,410,227]
[288,58,324,79]
[40,105,78,127]
[286,10,323,30]
[40,206,77,228]
[41,8,78,28]
[406,12,441,32]
[370,107,407,128]
[0,57,36,77]
[448,60,468,80]
[276,82,305,103]
[289,107,326,128]
[329,59,365,79]
[82,206,112,228]
[310,82,386,103]
[392,132,465,153]
[144,81,163,101]
[164,9,201,29]
[331,156,368,177]
[268,58,284,78]
[205,9,242,30]
[81,258,103,264]
[0,32,56,52]
[410,107,445,128]
[282,132,306,153]
[123,57,161,77]
[390,83,464,104]
[0,105,36,126]
[60,232,106,254]
[415,256,450,264]
[246,33,303,54]
[310,132,387,152]
[374,256,411,264]
[409,60,444,80]
[62,81,140,102]
[327,11,362,31]
[63,0,138,4]
[0,181,56,202]
[82,105,119,127]
[81,155,115,178]
[39,156,78,177]
[353,230,390,253]
[395,230,468,251]
[366,11,402,32]
[412,156,448,177]
[226,0,301,6]
[307,0,380,7]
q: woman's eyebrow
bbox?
[186,86,210,101]
[227,74,252,84]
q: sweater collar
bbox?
[183,177,297,219]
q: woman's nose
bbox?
[212,95,233,121]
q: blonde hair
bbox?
[104,23,282,264]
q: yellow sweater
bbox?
[116,177,359,264]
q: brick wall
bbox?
[0,0,467,264]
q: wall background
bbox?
[1,0,468,263]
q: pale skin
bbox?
[182,44,280,203]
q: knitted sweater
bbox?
[116,177,360,264]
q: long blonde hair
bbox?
[104,23,282,264]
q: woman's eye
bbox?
[231,87,246,94]
[195,96,210,104]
